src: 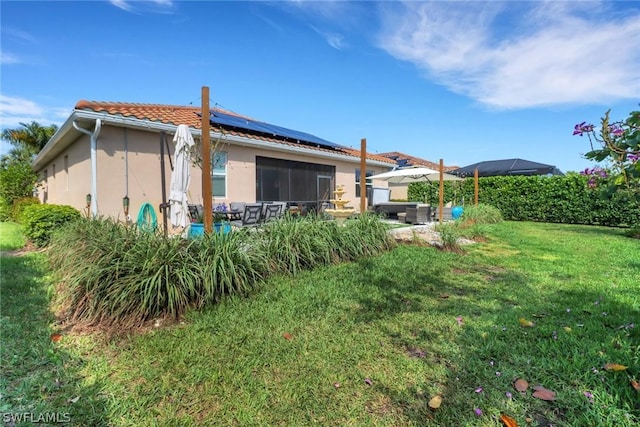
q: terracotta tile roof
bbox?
[378,151,458,172]
[74,100,394,164]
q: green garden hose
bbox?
[137,202,158,233]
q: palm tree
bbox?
[1,121,59,156]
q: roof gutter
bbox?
[51,110,392,167]
[73,119,101,217]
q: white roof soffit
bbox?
[33,110,392,169]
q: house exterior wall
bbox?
[36,124,389,224]
[37,133,92,209]
[388,183,409,200]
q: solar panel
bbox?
[208,110,345,150]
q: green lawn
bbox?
[1,221,638,426]
[0,222,25,251]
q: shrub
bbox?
[22,204,81,246]
[407,174,640,227]
[0,197,10,222]
[0,155,39,207]
[11,196,40,223]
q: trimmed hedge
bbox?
[408,173,639,227]
[22,204,82,246]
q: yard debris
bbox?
[500,413,518,427]
[603,363,628,371]
[282,332,293,340]
[532,385,556,401]
[518,317,535,327]
[407,347,426,358]
[514,378,529,392]
[428,395,442,409]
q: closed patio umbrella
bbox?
[169,124,195,228]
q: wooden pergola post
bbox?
[474,168,479,205]
[360,138,367,213]
[201,86,212,233]
[438,158,444,223]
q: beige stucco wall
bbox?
[36,124,390,225]
[388,183,409,200]
[37,133,92,209]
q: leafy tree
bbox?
[0,121,57,211]
[0,151,39,206]
[1,121,58,156]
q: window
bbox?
[42,170,48,202]
[355,168,373,198]
[64,156,69,191]
[211,151,227,198]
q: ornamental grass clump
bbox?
[460,203,503,225]
[190,228,269,304]
[47,213,394,329]
[457,204,503,240]
[259,212,394,274]
[435,222,462,252]
[260,213,335,274]
[49,217,202,327]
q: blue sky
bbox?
[1,0,639,173]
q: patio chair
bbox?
[228,202,246,221]
[405,205,431,224]
[188,204,204,222]
[272,201,287,217]
[231,203,263,227]
[262,203,283,223]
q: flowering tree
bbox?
[573,109,640,202]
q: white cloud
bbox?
[0,95,69,129]
[377,1,640,109]
[110,0,133,12]
[109,0,174,13]
[310,25,347,50]
[1,52,21,65]
[278,1,365,50]
[2,28,37,44]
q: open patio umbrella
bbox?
[368,166,463,222]
[169,124,195,228]
[368,166,463,184]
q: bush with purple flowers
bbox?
[573,109,640,203]
[213,202,229,223]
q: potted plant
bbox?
[188,209,205,238]
[213,202,231,234]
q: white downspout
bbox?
[73,119,102,217]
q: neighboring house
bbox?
[451,158,563,177]
[32,100,395,223]
[377,151,458,200]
